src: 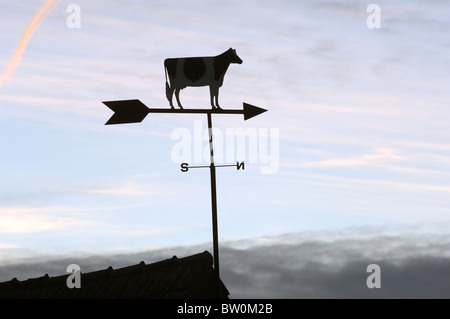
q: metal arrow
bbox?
[103,99,267,125]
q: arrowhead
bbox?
[243,103,268,121]
[103,99,150,125]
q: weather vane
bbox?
[103,48,267,276]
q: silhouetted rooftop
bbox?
[0,251,229,299]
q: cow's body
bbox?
[164,48,243,109]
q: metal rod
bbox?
[187,164,237,169]
[147,107,243,115]
[207,112,220,276]
[185,165,211,169]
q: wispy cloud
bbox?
[0,206,86,234]
[88,181,172,196]
[287,170,450,195]
[291,148,405,168]
[0,243,19,249]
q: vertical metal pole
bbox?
[207,112,219,276]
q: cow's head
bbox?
[227,48,243,64]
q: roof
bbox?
[0,251,229,299]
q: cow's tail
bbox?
[164,60,172,104]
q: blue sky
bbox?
[0,0,449,297]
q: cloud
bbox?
[88,181,176,196]
[0,226,448,298]
[223,228,450,298]
[0,244,19,249]
[223,251,450,298]
[290,148,405,168]
[308,0,365,15]
[219,236,450,298]
[0,206,90,234]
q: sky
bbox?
[0,0,449,298]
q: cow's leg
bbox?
[209,85,220,109]
[165,82,174,108]
[175,88,183,109]
[215,88,221,109]
[209,86,215,109]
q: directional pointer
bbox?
[103,100,267,125]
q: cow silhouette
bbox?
[164,48,243,109]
